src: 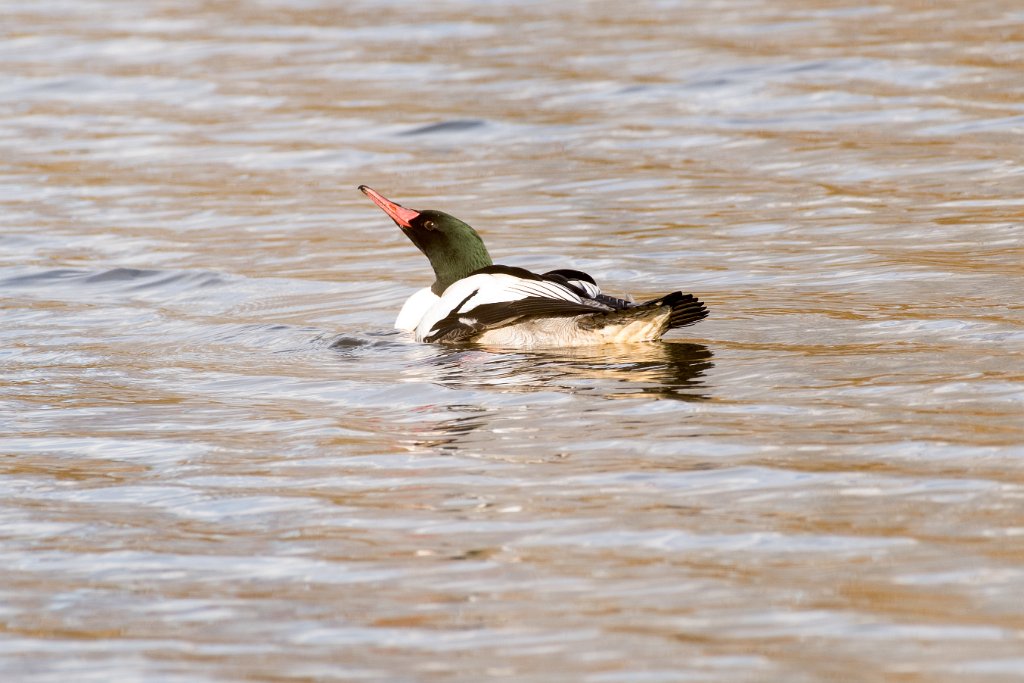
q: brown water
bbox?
[3,1,1024,681]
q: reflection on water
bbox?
[3,0,1024,681]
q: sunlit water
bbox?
[3,1,1024,681]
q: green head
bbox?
[359,186,493,294]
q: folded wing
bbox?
[416,265,614,343]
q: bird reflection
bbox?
[398,407,495,454]
[325,335,714,455]
[418,341,714,402]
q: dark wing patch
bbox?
[470,264,548,282]
[424,297,608,344]
[594,293,634,310]
[452,288,480,313]
[542,269,596,285]
[541,269,603,300]
[470,297,608,322]
[539,272,589,298]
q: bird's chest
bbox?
[394,287,440,332]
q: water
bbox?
[3,1,1024,681]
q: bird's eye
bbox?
[423,220,436,230]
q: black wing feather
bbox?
[542,268,597,285]
[424,296,609,343]
[470,265,547,281]
[593,293,634,310]
[541,269,601,299]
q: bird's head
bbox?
[359,185,493,294]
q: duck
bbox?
[359,185,708,348]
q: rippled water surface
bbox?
[3,1,1024,681]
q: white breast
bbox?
[394,287,440,332]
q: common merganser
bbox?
[359,185,708,347]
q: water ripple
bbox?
[2,0,1024,681]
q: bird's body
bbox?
[359,186,707,348]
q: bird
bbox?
[359,185,708,348]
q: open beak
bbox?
[358,185,421,228]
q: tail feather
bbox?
[577,291,708,340]
[658,291,708,329]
